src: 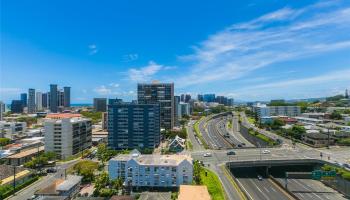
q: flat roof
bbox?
[111,153,192,166]
[56,175,82,191]
[46,113,81,119]
[0,169,31,185]
[7,146,44,159]
[178,185,211,200]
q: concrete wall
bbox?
[239,124,269,147]
[323,175,350,198]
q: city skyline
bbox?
[1,0,350,103]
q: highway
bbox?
[230,113,255,147]
[187,120,204,151]
[276,178,348,200]
[207,117,234,149]
[233,168,293,200]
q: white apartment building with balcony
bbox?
[44,114,92,159]
[109,150,193,188]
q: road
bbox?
[233,168,293,200]
[8,159,80,200]
[207,117,234,149]
[230,113,255,147]
[187,120,204,151]
[276,178,348,200]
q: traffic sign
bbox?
[312,170,336,180]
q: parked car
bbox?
[227,151,236,155]
[257,175,263,181]
[203,153,212,157]
[262,150,270,154]
[46,168,57,173]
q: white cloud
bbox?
[128,61,165,82]
[88,44,98,55]
[0,87,22,94]
[109,83,120,88]
[175,1,350,88]
[93,85,111,95]
[123,54,139,62]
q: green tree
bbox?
[110,177,123,191]
[193,160,202,184]
[291,125,306,140]
[95,172,110,192]
[80,111,102,124]
[73,160,98,182]
[296,101,309,113]
[17,117,37,127]
[0,138,11,146]
[330,111,342,120]
[271,119,285,130]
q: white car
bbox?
[203,153,212,157]
[262,150,270,154]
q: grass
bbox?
[200,168,226,200]
[227,121,232,129]
[247,117,256,124]
[186,140,193,150]
[249,130,277,146]
[194,117,209,149]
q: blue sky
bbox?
[1,0,350,103]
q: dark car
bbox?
[227,151,236,155]
[46,168,57,173]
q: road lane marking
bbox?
[220,165,248,200]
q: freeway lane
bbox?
[276,178,348,200]
[187,120,204,151]
[207,118,234,149]
[233,168,293,200]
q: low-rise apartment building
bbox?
[44,114,92,159]
[269,106,301,117]
[0,121,27,139]
[109,150,193,188]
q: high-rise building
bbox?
[180,94,185,102]
[42,93,48,108]
[64,87,71,108]
[49,84,58,113]
[20,93,27,107]
[93,98,107,112]
[11,100,23,113]
[0,101,5,121]
[346,89,349,99]
[107,100,160,150]
[215,96,228,105]
[177,102,190,118]
[58,90,65,107]
[36,92,43,111]
[28,88,36,113]
[227,98,234,107]
[44,113,92,159]
[197,94,203,101]
[185,94,191,103]
[138,82,174,129]
[174,96,180,125]
[203,94,216,102]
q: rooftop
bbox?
[7,146,44,159]
[46,113,82,119]
[111,150,192,166]
[178,185,211,200]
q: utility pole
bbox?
[13,166,16,195]
[327,128,330,149]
